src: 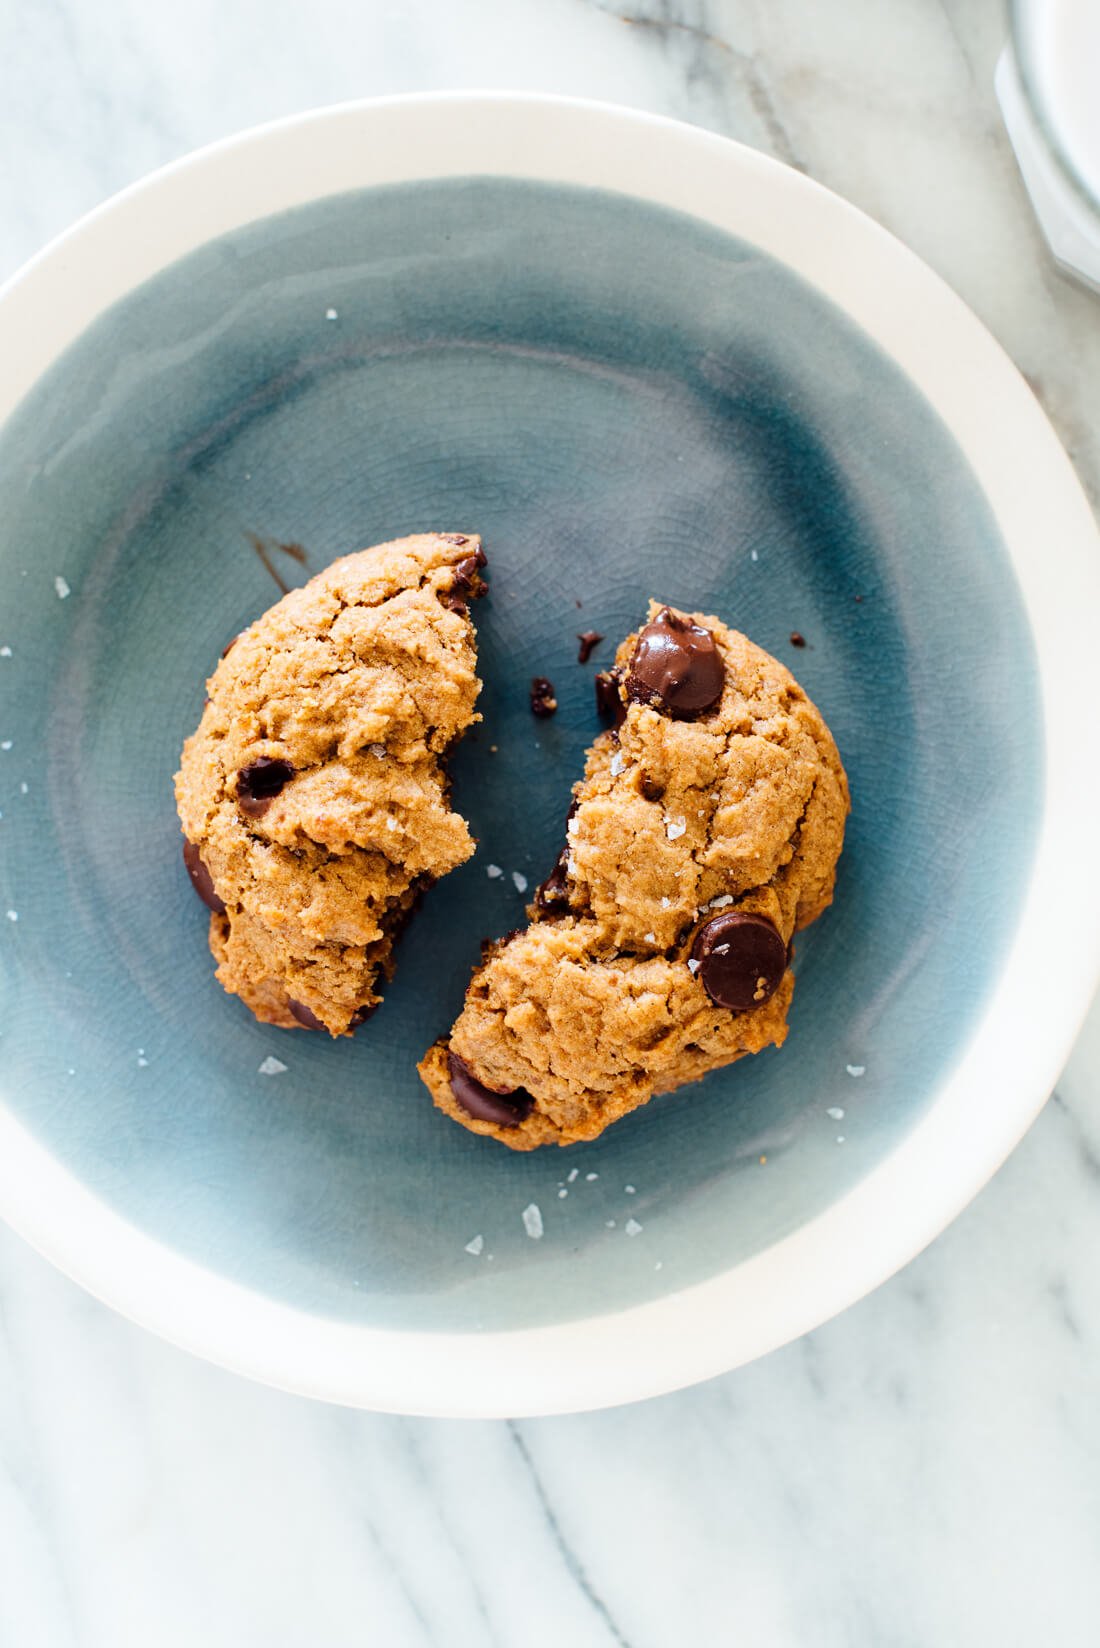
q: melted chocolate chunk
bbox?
[577,630,604,664]
[594,668,626,727]
[182,839,226,915]
[535,847,571,914]
[287,998,325,1031]
[236,757,295,817]
[349,1004,377,1029]
[530,676,558,718]
[447,1051,533,1128]
[690,911,787,1012]
[626,608,725,717]
[443,544,488,609]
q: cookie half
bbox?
[176,532,487,1034]
[419,601,849,1147]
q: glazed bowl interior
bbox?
[0,96,1097,1415]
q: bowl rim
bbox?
[2,91,1099,1417]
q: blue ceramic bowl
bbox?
[1,97,1098,1415]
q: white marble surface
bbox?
[3,1,1100,1642]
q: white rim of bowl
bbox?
[1,93,1098,1418]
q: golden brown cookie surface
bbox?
[176,533,485,1034]
[419,601,848,1147]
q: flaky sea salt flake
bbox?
[708,894,734,909]
[486,864,503,878]
[464,1234,485,1256]
[624,1184,636,1194]
[512,871,528,893]
[585,1172,598,1182]
[609,752,624,777]
[625,1218,643,1237]
[660,896,671,909]
[846,1064,866,1078]
[258,1055,288,1076]
[644,932,656,944]
[0,741,11,751]
[665,817,686,841]
[325,307,339,320]
[0,646,10,657]
[54,576,71,599]
[687,958,700,975]
[522,1203,544,1239]
[567,1167,579,1183]
[5,910,17,922]
[826,1106,845,1121]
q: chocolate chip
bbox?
[443,534,470,546]
[638,770,664,802]
[349,1004,377,1029]
[182,839,225,914]
[287,998,325,1031]
[626,608,725,717]
[447,1051,533,1127]
[789,631,806,648]
[236,756,295,817]
[440,593,468,614]
[577,630,604,664]
[444,544,488,606]
[595,668,626,727]
[690,911,787,1012]
[535,847,571,914]
[530,676,558,717]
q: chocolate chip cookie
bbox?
[418,602,849,1148]
[176,532,486,1034]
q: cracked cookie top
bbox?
[175,532,485,1034]
[419,601,848,1148]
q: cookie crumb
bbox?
[624,1218,643,1236]
[665,817,687,841]
[530,677,557,718]
[846,1064,866,1077]
[522,1203,544,1239]
[759,1154,767,1165]
[826,1106,845,1120]
[486,864,503,879]
[512,871,528,894]
[258,1055,287,1076]
[464,1234,485,1256]
[54,576,71,599]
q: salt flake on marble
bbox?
[826,1106,845,1121]
[846,1064,866,1078]
[1,741,12,751]
[567,1167,579,1183]
[19,783,27,795]
[836,1136,846,1144]
[557,1188,568,1199]
[325,307,339,320]
[0,646,10,657]
[624,1184,636,1194]
[585,1172,598,1181]
[665,818,687,841]
[512,871,528,893]
[258,1055,288,1075]
[522,1203,543,1239]
[750,549,759,562]
[486,864,503,879]
[606,1219,616,1228]
[54,576,71,599]
[625,1218,643,1236]
[5,910,17,922]
[464,1234,485,1256]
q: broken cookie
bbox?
[419,601,848,1148]
[176,532,486,1034]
